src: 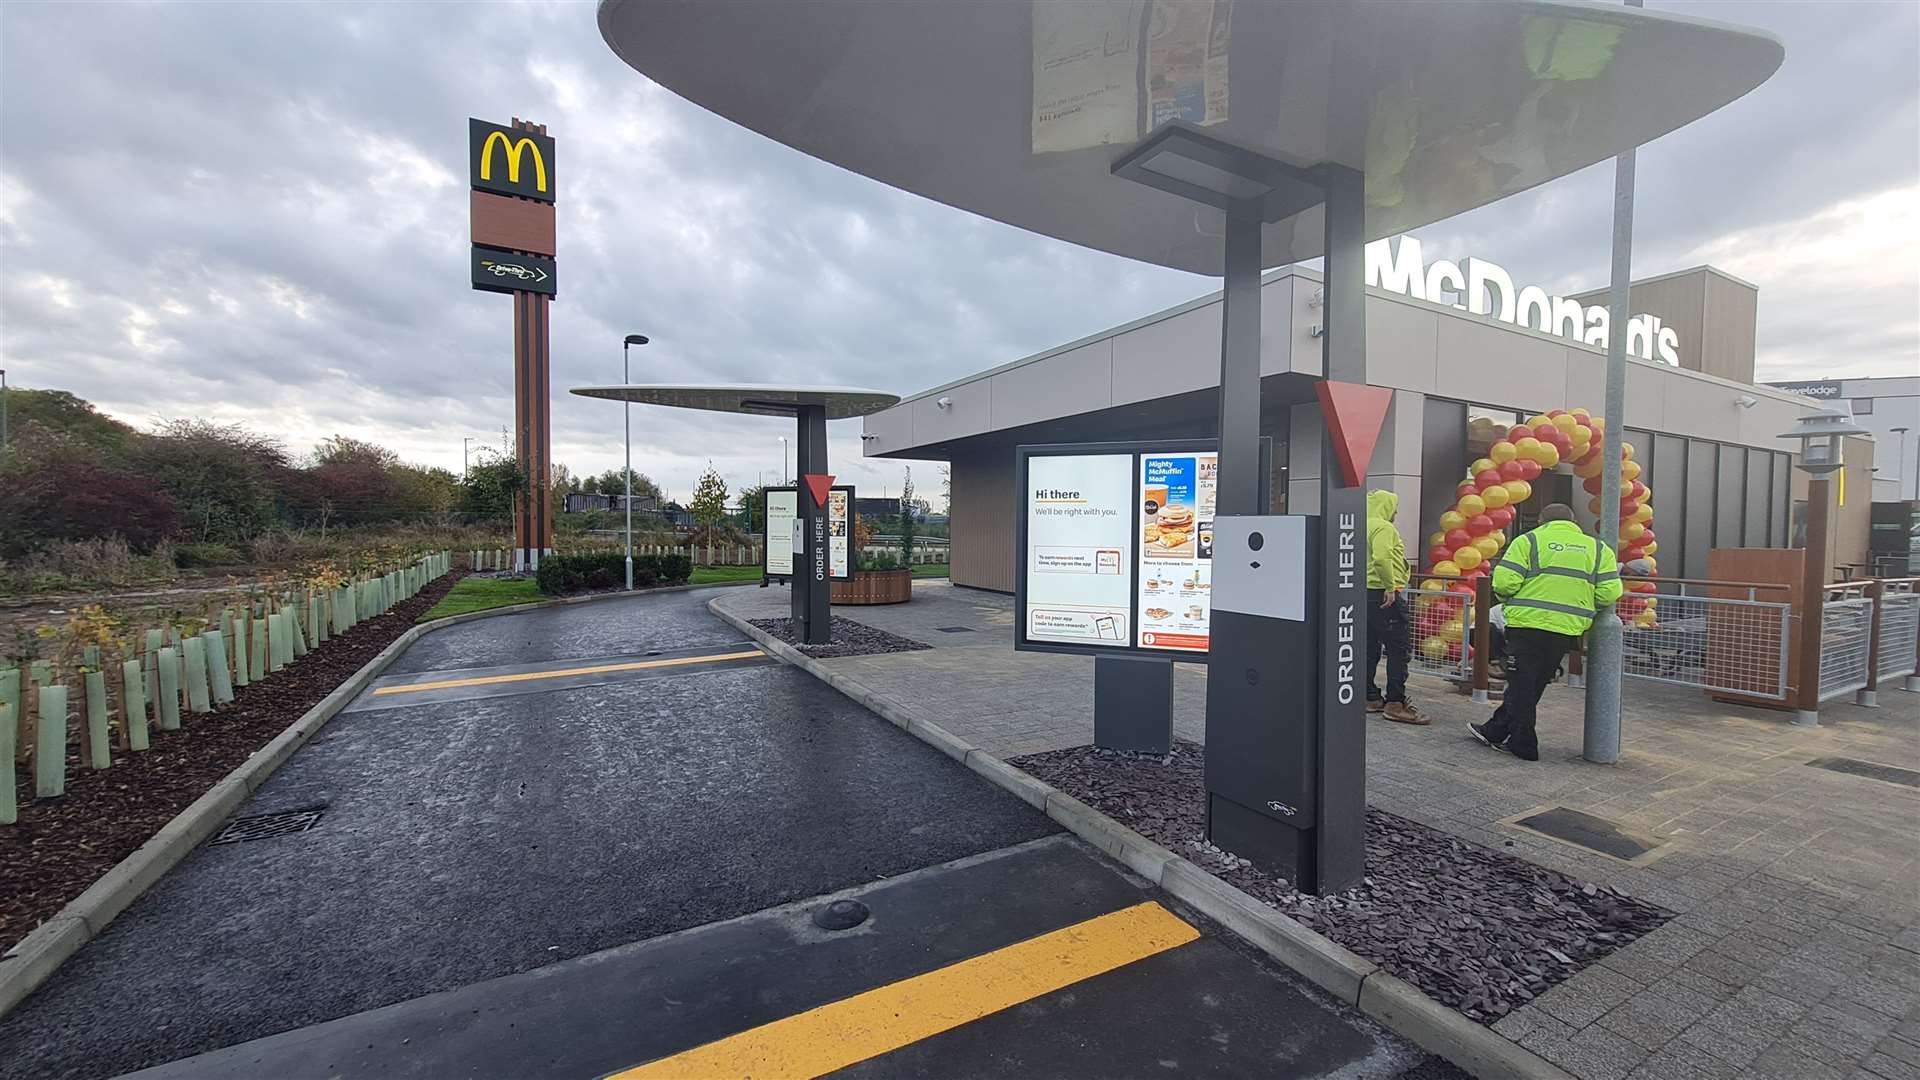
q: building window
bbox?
[1854,397,1874,415]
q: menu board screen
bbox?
[1023,453,1133,647]
[765,488,798,577]
[827,488,851,580]
[1136,451,1217,652]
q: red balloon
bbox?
[1457,480,1478,498]
[1449,580,1477,594]
[1576,446,1602,467]
[1639,528,1656,544]
[1427,543,1452,566]
[1515,459,1543,481]
[1445,527,1472,549]
[1619,500,1641,519]
[1499,460,1526,481]
[1468,513,1495,536]
[1532,422,1558,442]
[1626,480,1646,501]
[1550,432,1574,456]
[1583,475,1604,495]
[1508,424,1533,442]
[1547,409,1566,418]
[1475,469,1503,489]
[1487,506,1514,528]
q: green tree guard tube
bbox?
[232,616,251,688]
[202,631,234,704]
[183,637,212,713]
[36,684,68,797]
[122,659,150,751]
[84,670,111,768]
[156,649,182,731]
[0,702,15,824]
[249,619,267,681]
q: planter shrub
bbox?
[536,552,692,596]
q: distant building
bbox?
[1764,376,1919,502]
[853,496,902,521]
[563,492,658,514]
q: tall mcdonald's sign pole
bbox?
[469,117,558,571]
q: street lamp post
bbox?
[623,334,650,591]
[1779,408,1869,726]
[462,436,479,480]
[779,436,788,485]
[1892,426,1911,502]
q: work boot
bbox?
[1366,696,1386,714]
[1383,701,1426,726]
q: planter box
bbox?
[833,569,912,605]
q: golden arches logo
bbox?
[479,131,548,193]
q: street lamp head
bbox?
[624,334,650,346]
[1109,122,1326,224]
[1778,408,1869,476]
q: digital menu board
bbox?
[764,488,798,577]
[1136,451,1217,652]
[1017,440,1251,662]
[1022,453,1134,647]
[763,485,854,581]
[826,488,851,580]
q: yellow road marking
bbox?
[608,900,1198,1080]
[372,650,765,696]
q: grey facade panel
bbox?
[1770,451,1790,548]
[1744,447,1772,550]
[1716,442,1747,547]
[1702,273,1760,386]
[1685,440,1717,579]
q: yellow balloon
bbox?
[1575,455,1605,479]
[1552,414,1579,434]
[1619,442,1635,461]
[1473,535,1501,558]
[1589,417,1606,433]
[1421,578,1447,592]
[1457,494,1486,517]
[1632,504,1653,524]
[1470,457,1497,476]
[1504,479,1532,504]
[1621,459,1642,482]
[1533,442,1561,469]
[1453,546,1483,570]
[1441,618,1465,644]
[1514,436,1541,460]
[1641,540,1659,556]
[1489,441,1518,465]
[1489,530,1507,547]
[1623,522,1646,542]
[1440,510,1467,532]
[1421,636,1449,660]
[1433,560,1461,578]
[1569,429,1592,450]
[1429,531,1446,547]
[1571,407,1591,419]
[1525,414,1551,428]
[1480,483,1509,509]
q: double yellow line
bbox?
[609,901,1198,1079]
[371,649,765,697]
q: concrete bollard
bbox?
[36,684,67,797]
[0,702,13,824]
[122,660,149,751]
[156,649,182,731]
[202,631,234,704]
[183,637,212,713]
[84,670,111,769]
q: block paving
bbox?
[717,582,1920,1079]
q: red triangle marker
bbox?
[803,473,836,508]
[1315,381,1393,489]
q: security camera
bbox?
[935,396,953,409]
[1735,394,1759,409]
[859,433,877,441]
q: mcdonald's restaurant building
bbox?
[860,251,1875,592]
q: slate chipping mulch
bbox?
[1,571,463,953]
[1010,739,1672,1025]
[749,616,933,659]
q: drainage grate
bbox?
[1807,757,1920,789]
[210,808,326,845]
[1513,807,1664,861]
[934,626,976,634]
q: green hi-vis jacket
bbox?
[1366,490,1408,591]
[1491,520,1624,636]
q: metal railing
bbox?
[1408,573,1477,683]
[1874,580,1919,683]
[1818,581,1875,703]
[1614,578,1794,701]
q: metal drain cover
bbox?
[813,899,870,930]
[1807,757,1920,789]
[210,808,325,845]
[934,626,976,634]
[1513,807,1663,861]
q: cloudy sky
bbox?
[1,1,1915,506]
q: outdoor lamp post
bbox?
[1779,408,1869,726]
[1892,426,1911,502]
[623,334,650,591]
[779,436,788,485]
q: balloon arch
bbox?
[1414,408,1660,664]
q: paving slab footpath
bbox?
[715,581,1920,1080]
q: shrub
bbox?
[173,541,242,568]
[0,459,181,556]
[534,552,692,596]
[859,549,901,572]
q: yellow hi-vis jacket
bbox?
[1491,520,1624,636]
[1366,490,1409,591]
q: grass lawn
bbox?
[691,565,762,585]
[417,577,542,622]
[911,563,950,578]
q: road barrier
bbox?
[1817,581,1875,704]
[1623,578,1793,702]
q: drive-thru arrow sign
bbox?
[1315,382,1393,489]
[803,474,836,508]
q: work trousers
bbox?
[1365,589,1410,704]
[1480,626,1579,758]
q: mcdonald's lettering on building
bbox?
[469,118,554,202]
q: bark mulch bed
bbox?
[1,570,464,953]
[749,616,933,659]
[1010,740,1671,1025]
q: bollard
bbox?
[1471,576,1494,705]
[1857,580,1883,708]
[183,637,212,713]
[202,631,234,704]
[250,618,267,680]
[36,684,68,797]
[122,659,150,751]
[156,648,182,731]
[0,702,13,824]
[84,670,111,769]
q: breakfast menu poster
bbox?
[1136,451,1216,652]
